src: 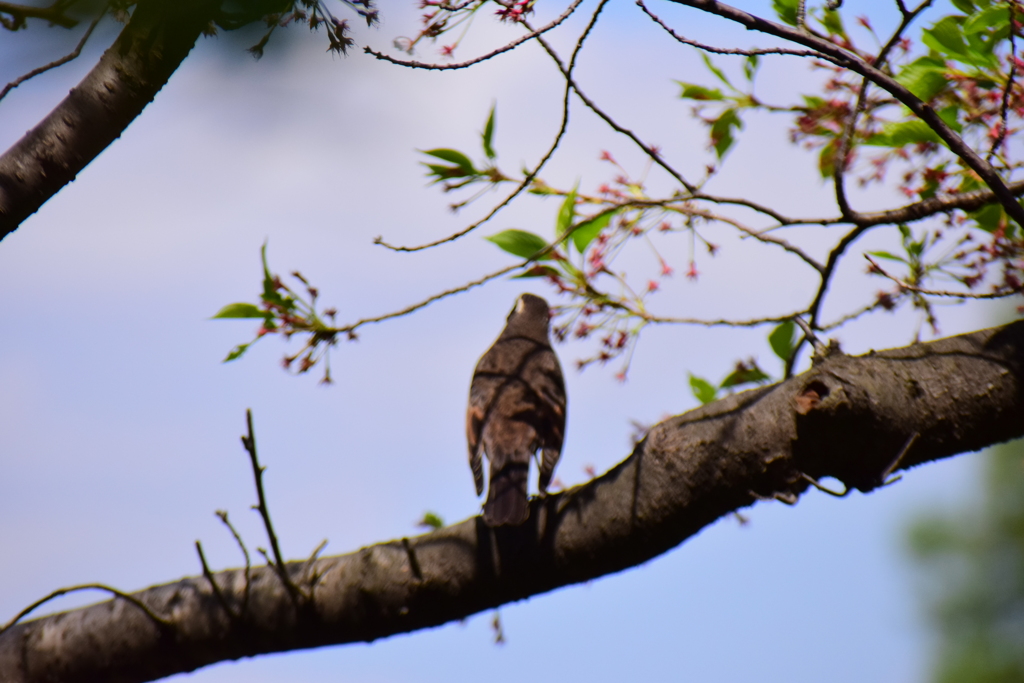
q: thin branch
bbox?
[866,254,1024,300]
[338,262,522,335]
[664,0,1024,227]
[637,0,820,58]
[374,0,597,252]
[363,0,583,70]
[0,6,105,103]
[215,510,251,615]
[0,583,172,637]
[831,0,933,221]
[988,0,1018,162]
[818,298,890,331]
[300,539,329,588]
[240,409,300,604]
[690,207,824,272]
[527,21,698,194]
[195,541,237,621]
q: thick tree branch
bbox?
[0,0,219,240]
[2,320,1023,683]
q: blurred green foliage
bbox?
[909,438,1024,682]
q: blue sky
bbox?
[0,1,1010,681]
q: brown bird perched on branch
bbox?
[467,293,567,526]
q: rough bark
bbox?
[0,0,219,240]
[1,319,1022,683]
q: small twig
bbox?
[793,315,826,357]
[880,432,919,485]
[195,541,237,620]
[401,537,424,581]
[749,489,799,505]
[0,583,172,637]
[241,409,301,604]
[363,0,583,70]
[693,208,824,272]
[215,509,251,615]
[988,0,1018,162]
[800,472,851,497]
[527,14,697,194]
[818,298,890,331]
[0,6,105,103]
[300,539,329,592]
[865,255,1023,300]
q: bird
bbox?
[467,293,567,526]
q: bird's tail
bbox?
[484,461,529,526]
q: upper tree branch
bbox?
[3,320,1023,683]
[664,0,1024,228]
[0,0,220,240]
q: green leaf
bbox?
[821,9,847,39]
[743,54,760,82]
[710,108,743,159]
[865,119,943,147]
[486,229,551,260]
[950,0,975,13]
[772,0,799,26]
[418,511,445,530]
[701,53,734,91]
[921,15,996,67]
[223,342,252,363]
[768,320,796,364]
[895,55,948,100]
[677,82,725,101]
[512,264,562,279]
[720,362,771,389]
[572,210,616,254]
[867,250,908,263]
[970,203,1003,232]
[212,303,268,319]
[689,374,718,405]
[421,148,476,174]
[259,242,291,311]
[481,105,497,160]
[556,184,579,239]
[422,163,473,181]
[963,5,1006,35]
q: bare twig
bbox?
[195,541,237,620]
[526,16,698,194]
[0,583,172,637]
[818,298,890,331]
[0,6,105,103]
[215,509,251,615]
[240,409,300,604]
[363,0,584,70]
[880,431,919,484]
[300,539,328,589]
